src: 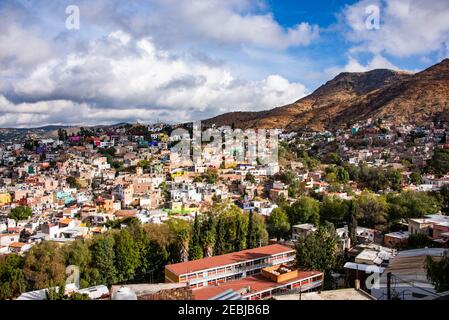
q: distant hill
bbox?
[204,59,449,131]
[0,123,125,141]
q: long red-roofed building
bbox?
[164,244,324,299]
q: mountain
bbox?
[203,59,449,131]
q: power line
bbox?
[389,273,443,299]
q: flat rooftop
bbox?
[378,248,448,287]
[193,271,320,300]
[274,288,375,300]
[166,244,294,276]
[385,231,410,239]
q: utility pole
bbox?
[387,272,392,300]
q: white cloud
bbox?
[326,54,401,78]
[94,0,320,50]
[343,0,449,57]
[1,32,308,127]
[0,0,317,127]
[0,23,52,77]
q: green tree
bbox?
[144,240,169,282]
[267,208,290,241]
[143,223,173,281]
[387,191,441,222]
[167,219,191,262]
[214,216,226,255]
[296,223,339,273]
[438,185,449,214]
[62,240,92,288]
[277,170,296,185]
[204,168,219,184]
[355,191,388,229]
[425,255,449,292]
[123,219,149,280]
[328,152,342,165]
[247,210,257,249]
[234,217,245,252]
[336,167,350,184]
[114,229,141,282]
[427,149,449,176]
[220,203,248,252]
[251,213,269,248]
[410,171,422,185]
[0,254,27,299]
[90,234,117,286]
[66,176,81,189]
[137,160,151,169]
[23,242,66,290]
[245,172,256,184]
[320,196,349,226]
[348,200,358,246]
[386,169,403,191]
[9,206,32,222]
[200,215,216,257]
[287,197,320,226]
[46,283,67,300]
[189,213,203,261]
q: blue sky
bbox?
[1,0,449,127]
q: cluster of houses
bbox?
[1,119,449,300]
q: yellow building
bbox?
[0,193,12,204]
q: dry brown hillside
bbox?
[203,59,449,131]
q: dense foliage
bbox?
[0,201,269,300]
[425,255,449,292]
[8,206,32,222]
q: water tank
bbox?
[112,287,138,300]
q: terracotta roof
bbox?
[115,210,137,217]
[166,244,294,276]
[193,271,321,300]
[9,242,26,248]
[0,233,20,238]
[59,218,73,225]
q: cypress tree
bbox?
[200,215,216,257]
[247,210,256,249]
[214,216,226,255]
[191,213,201,247]
[234,217,245,251]
[348,200,358,247]
[189,213,203,260]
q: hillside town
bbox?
[0,118,448,301]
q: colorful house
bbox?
[0,193,12,204]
